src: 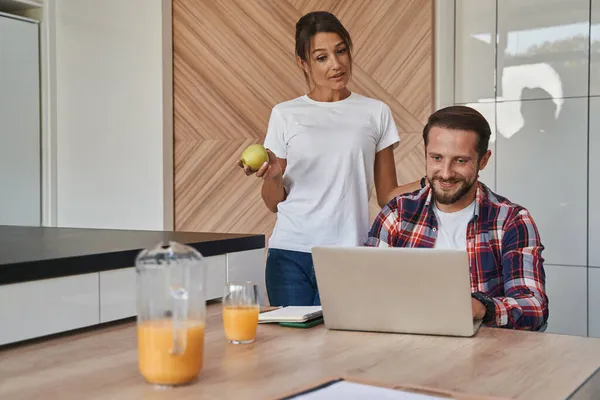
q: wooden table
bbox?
[1,303,600,400]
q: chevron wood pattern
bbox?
[173,0,433,235]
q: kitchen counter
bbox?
[0,225,266,345]
[0,225,264,285]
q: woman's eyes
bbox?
[315,48,347,62]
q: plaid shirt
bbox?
[365,182,548,331]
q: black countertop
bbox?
[0,226,265,285]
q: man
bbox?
[365,105,548,331]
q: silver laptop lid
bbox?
[311,246,478,337]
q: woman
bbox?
[239,11,422,306]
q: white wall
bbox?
[47,0,173,230]
[435,0,597,337]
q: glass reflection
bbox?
[497,0,590,102]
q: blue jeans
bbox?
[265,248,321,307]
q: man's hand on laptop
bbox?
[472,298,486,320]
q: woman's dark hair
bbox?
[422,106,491,159]
[295,11,353,86]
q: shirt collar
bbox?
[424,182,486,219]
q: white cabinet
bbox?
[0,14,41,226]
[227,248,266,305]
[206,254,227,301]
[0,249,265,343]
[0,273,100,345]
[99,268,136,323]
[97,255,227,323]
[96,251,264,323]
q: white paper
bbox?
[291,381,447,400]
[258,306,322,323]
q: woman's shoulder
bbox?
[349,92,390,110]
[272,95,307,113]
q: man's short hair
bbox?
[422,105,492,159]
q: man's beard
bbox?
[429,174,477,205]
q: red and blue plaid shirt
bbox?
[365,182,548,331]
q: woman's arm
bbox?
[374,146,422,208]
[257,150,287,213]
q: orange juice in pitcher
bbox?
[135,242,207,386]
[137,319,205,385]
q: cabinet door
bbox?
[227,249,266,305]
[99,268,136,323]
[0,15,41,226]
[0,273,100,345]
[98,255,229,322]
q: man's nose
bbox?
[439,161,453,179]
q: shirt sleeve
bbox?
[491,208,549,331]
[263,107,287,159]
[364,199,400,247]
[376,102,401,153]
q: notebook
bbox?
[258,306,323,323]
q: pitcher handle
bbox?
[170,286,188,355]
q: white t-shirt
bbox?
[432,200,476,250]
[263,92,400,253]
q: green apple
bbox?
[241,144,269,172]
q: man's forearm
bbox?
[498,211,548,330]
[488,291,548,330]
[261,176,286,213]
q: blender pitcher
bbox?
[135,241,207,387]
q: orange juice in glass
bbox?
[223,282,259,344]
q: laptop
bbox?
[311,246,483,337]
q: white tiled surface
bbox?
[454,0,496,104]
[590,96,600,266]
[227,249,266,305]
[434,0,455,109]
[0,273,100,345]
[589,268,600,338]
[496,0,590,102]
[99,268,136,323]
[591,0,600,96]
[544,265,587,336]
[496,98,587,266]
[458,102,496,190]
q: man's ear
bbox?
[478,150,492,170]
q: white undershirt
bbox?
[432,200,476,250]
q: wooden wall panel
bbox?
[173,0,433,234]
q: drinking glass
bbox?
[222,282,260,344]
